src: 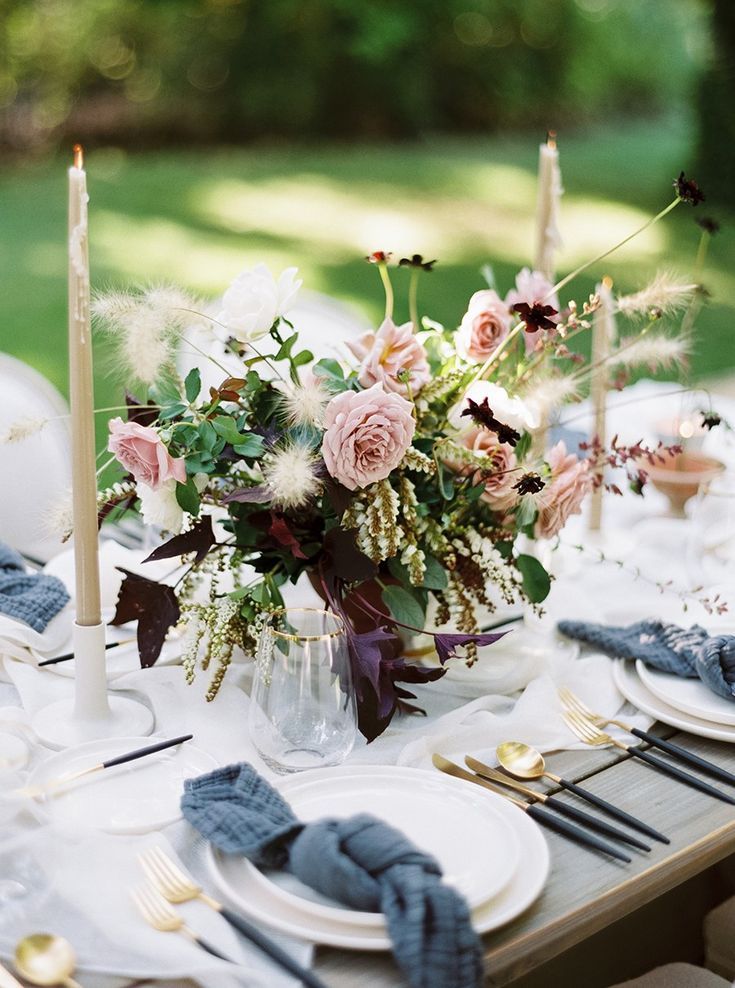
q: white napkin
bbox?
[395,649,653,770]
[0,825,308,988]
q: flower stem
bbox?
[378,263,394,320]
[409,268,420,331]
[549,198,681,300]
[694,230,710,280]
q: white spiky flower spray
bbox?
[262,442,322,510]
[616,273,699,319]
[92,285,204,386]
[278,374,331,429]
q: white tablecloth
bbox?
[1,380,733,987]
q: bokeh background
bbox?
[0,0,733,448]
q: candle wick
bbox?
[73,143,84,169]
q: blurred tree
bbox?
[697,0,735,206]
[0,0,709,151]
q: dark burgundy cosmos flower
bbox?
[460,397,520,447]
[701,411,722,430]
[674,172,705,206]
[511,301,558,333]
[398,254,437,271]
[696,216,720,235]
[512,473,545,495]
[365,251,392,264]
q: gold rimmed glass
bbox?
[249,608,357,773]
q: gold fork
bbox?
[130,884,230,959]
[562,708,735,804]
[559,686,735,787]
[138,847,327,988]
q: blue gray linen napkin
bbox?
[558,618,735,701]
[0,544,69,633]
[181,763,484,988]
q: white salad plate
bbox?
[25,735,218,834]
[208,765,549,949]
[636,660,735,727]
[613,660,735,743]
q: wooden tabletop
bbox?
[313,732,735,987]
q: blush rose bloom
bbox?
[449,427,519,512]
[321,383,415,490]
[456,289,511,362]
[505,267,561,355]
[108,418,186,491]
[535,441,592,539]
[217,263,302,343]
[346,318,431,397]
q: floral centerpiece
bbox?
[92,172,713,741]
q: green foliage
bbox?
[0,0,708,149]
[515,553,551,603]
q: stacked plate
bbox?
[207,765,549,949]
[614,660,735,743]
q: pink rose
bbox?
[107,418,186,491]
[505,268,560,355]
[535,441,592,539]
[321,383,415,490]
[457,289,511,362]
[346,318,430,397]
[455,428,519,512]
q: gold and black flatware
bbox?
[495,739,669,844]
[464,754,650,852]
[432,754,631,863]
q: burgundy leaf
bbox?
[269,513,307,559]
[111,568,180,668]
[223,485,273,505]
[142,515,215,565]
[434,631,508,665]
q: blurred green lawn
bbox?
[1,116,733,453]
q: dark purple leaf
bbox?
[323,478,355,515]
[223,485,272,505]
[111,568,180,667]
[347,626,397,697]
[323,527,377,583]
[434,631,508,665]
[142,515,215,565]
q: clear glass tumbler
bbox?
[249,608,357,773]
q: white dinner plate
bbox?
[247,765,519,928]
[25,736,218,834]
[207,766,549,949]
[613,660,735,743]
[636,660,735,727]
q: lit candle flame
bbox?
[546,130,557,150]
[73,143,84,169]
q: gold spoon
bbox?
[495,740,668,843]
[13,934,82,988]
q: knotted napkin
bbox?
[558,619,735,701]
[181,763,484,988]
[0,544,69,632]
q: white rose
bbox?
[448,381,540,433]
[137,481,184,534]
[217,264,302,343]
